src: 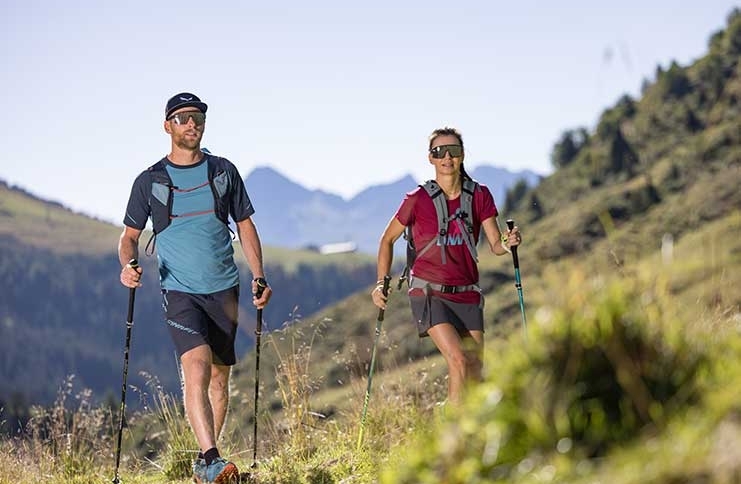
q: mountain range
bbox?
[245,165,542,254]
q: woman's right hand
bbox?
[370,283,389,310]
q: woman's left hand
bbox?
[505,226,522,248]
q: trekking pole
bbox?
[112,259,139,484]
[506,219,528,339]
[250,279,268,469]
[356,275,391,452]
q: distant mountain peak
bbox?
[242,165,541,253]
[247,165,302,185]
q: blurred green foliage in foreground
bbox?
[383,271,741,484]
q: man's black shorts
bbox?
[162,285,240,365]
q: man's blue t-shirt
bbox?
[124,155,255,294]
[157,159,239,293]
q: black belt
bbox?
[409,277,480,294]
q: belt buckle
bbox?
[440,284,455,294]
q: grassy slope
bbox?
[0,183,122,255]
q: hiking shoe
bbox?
[192,457,207,483]
[205,457,239,484]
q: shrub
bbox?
[382,273,729,484]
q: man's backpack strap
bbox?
[147,158,173,234]
[141,158,172,256]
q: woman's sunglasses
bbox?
[429,144,463,159]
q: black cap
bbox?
[165,92,208,119]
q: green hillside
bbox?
[0,182,122,254]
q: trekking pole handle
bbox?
[254,278,267,335]
[506,219,519,268]
[126,259,140,282]
[254,277,267,299]
[126,259,139,321]
[126,258,140,278]
[378,276,391,321]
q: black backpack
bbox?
[143,154,234,255]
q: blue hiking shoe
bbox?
[205,457,239,484]
[192,457,206,483]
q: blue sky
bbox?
[2,1,737,225]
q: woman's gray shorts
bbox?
[409,293,484,337]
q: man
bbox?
[118,92,272,484]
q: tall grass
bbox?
[0,375,114,484]
[0,320,441,484]
[1,240,739,483]
[247,317,439,483]
[137,372,199,480]
[266,319,323,460]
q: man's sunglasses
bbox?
[168,111,206,126]
[430,144,463,159]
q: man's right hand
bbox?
[120,261,142,288]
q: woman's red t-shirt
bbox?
[394,182,498,303]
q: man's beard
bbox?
[174,133,202,150]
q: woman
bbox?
[371,126,521,405]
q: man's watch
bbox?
[253,277,268,288]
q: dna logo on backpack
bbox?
[436,207,469,247]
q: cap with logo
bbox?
[165,93,208,119]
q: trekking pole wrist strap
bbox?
[501,235,512,254]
